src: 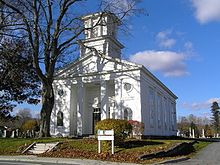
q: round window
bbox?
[124,83,132,92]
[58,89,64,96]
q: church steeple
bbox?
[80,12,124,59]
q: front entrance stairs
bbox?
[22,142,59,154]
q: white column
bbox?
[114,79,123,119]
[100,81,109,119]
[77,80,85,136]
[70,85,77,136]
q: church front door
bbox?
[92,108,101,134]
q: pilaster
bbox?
[76,80,85,136]
[114,78,123,119]
[100,81,109,119]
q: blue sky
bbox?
[16,0,220,119]
[124,0,220,118]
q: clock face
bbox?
[124,83,132,92]
[58,89,64,96]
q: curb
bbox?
[0,155,140,165]
[158,157,190,164]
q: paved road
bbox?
[163,142,220,165]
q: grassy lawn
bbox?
[0,138,211,164]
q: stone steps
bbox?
[24,142,59,154]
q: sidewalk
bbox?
[0,155,141,165]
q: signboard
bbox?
[97,129,114,154]
[97,130,114,140]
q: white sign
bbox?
[97,129,114,154]
[97,130,114,140]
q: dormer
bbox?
[80,12,124,59]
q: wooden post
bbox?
[98,140,101,153]
[112,139,114,155]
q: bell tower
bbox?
[80,12,124,59]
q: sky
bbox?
[124,0,220,118]
[15,0,220,119]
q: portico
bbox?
[70,80,116,135]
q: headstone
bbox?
[177,130,180,136]
[189,128,192,137]
[31,130,35,138]
[11,131,15,138]
[192,129,195,138]
[16,129,19,137]
[202,129,205,138]
[3,130,6,138]
[26,130,30,138]
[217,133,219,138]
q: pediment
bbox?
[54,54,140,79]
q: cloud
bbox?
[191,0,220,24]
[129,50,189,77]
[181,98,220,111]
[156,30,176,48]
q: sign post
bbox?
[97,129,114,154]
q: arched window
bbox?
[124,108,132,120]
[57,111,64,126]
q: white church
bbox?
[50,12,177,137]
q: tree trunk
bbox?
[39,82,54,137]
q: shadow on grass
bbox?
[139,141,197,160]
[118,140,164,149]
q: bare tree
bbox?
[0,0,142,137]
[16,108,32,120]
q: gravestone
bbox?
[202,129,205,138]
[11,131,15,138]
[16,129,19,137]
[192,129,195,138]
[189,128,192,137]
[3,130,7,138]
[177,130,180,136]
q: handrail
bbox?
[46,142,60,152]
[22,142,36,154]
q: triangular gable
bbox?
[54,54,141,79]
